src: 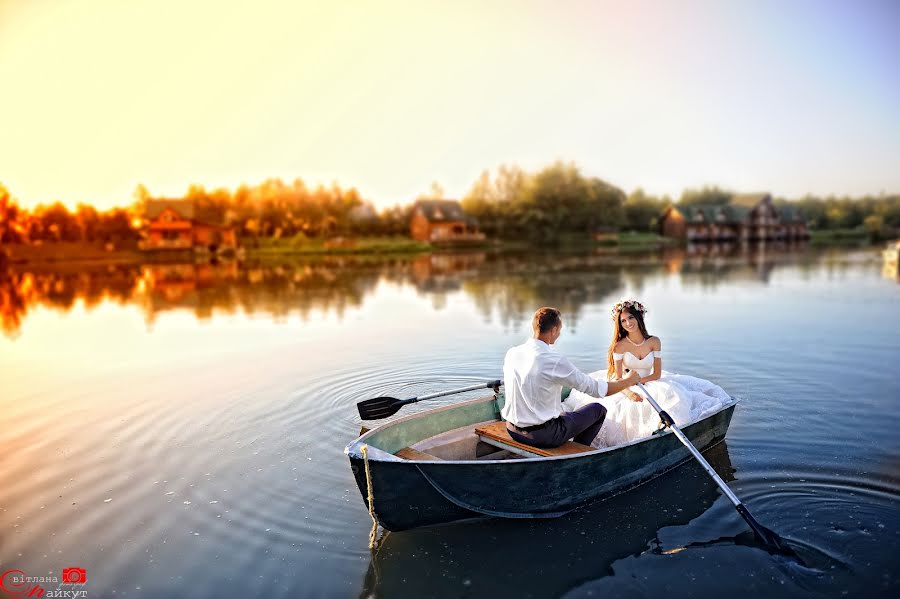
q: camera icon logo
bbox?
[62,567,87,584]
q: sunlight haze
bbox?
[1,0,898,209]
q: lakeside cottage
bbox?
[659,193,809,242]
[139,200,237,252]
[409,199,485,243]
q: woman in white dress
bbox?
[563,299,731,449]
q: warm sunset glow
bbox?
[1,0,898,211]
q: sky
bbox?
[1,0,898,210]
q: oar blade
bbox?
[357,396,403,421]
[736,504,797,557]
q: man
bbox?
[501,306,641,449]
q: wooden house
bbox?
[139,200,237,252]
[659,193,809,242]
[409,199,485,243]
[774,204,810,240]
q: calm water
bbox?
[1,246,898,598]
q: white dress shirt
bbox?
[501,338,608,427]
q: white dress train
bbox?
[562,351,731,449]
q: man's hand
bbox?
[604,369,644,397]
[624,370,641,387]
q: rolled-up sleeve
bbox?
[552,355,608,398]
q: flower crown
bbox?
[610,299,648,319]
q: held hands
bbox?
[608,369,643,401]
[623,370,643,402]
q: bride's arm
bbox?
[640,337,663,384]
[611,349,645,401]
[610,347,644,401]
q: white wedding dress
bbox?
[562,350,731,449]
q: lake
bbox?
[1,244,898,598]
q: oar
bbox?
[357,380,502,421]
[635,382,796,556]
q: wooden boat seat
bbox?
[394,446,442,461]
[474,421,595,457]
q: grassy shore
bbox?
[3,241,146,265]
[809,228,870,245]
[1,230,879,266]
[615,232,677,247]
[243,235,432,256]
[583,231,677,250]
[0,237,433,266]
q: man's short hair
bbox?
[532,307,562,334]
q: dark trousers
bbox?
[507,403,607,448]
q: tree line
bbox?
[2,168,899,246]
[676,185,900,237]
[463,168,900,240]
[0,185,136,244]
[133,180,401,239]
[0,180,406,245]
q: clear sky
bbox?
[1,0,898,210]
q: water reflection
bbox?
[0,245,880,338]
[361,442,735,598]
[1,244,895,597]
[135,260,384,324]
[0,264,141,337]
[668,241,828,285]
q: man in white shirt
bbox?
[501,307,640,448]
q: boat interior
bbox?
[360,394,597,462]
[400,419,596,461]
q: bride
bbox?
[563,299,731,449]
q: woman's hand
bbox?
[624,389,643,403]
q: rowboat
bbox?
[345,390,739,531]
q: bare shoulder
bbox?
[613,339,628,353]
[650,336,662,350]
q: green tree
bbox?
[462,165,529,238]
[516,162,624,240]
[624,189,669,232]
[377,204,414,236]
[679,186,733,206]
[864,214,886,240]
[789,195,827,228]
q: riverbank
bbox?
[0,237,434,266]
[2,241,146,265]
[2,231,886,266]
[244,235,432,256]
[808,228,870,245]
[604,231,677,248]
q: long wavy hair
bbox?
[607,306,651,379]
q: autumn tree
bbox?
[75,204,100,242]
[418,181,446,200]
[0,184,25,243]
[679,186,733,206]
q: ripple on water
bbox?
[2,249,898,598]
